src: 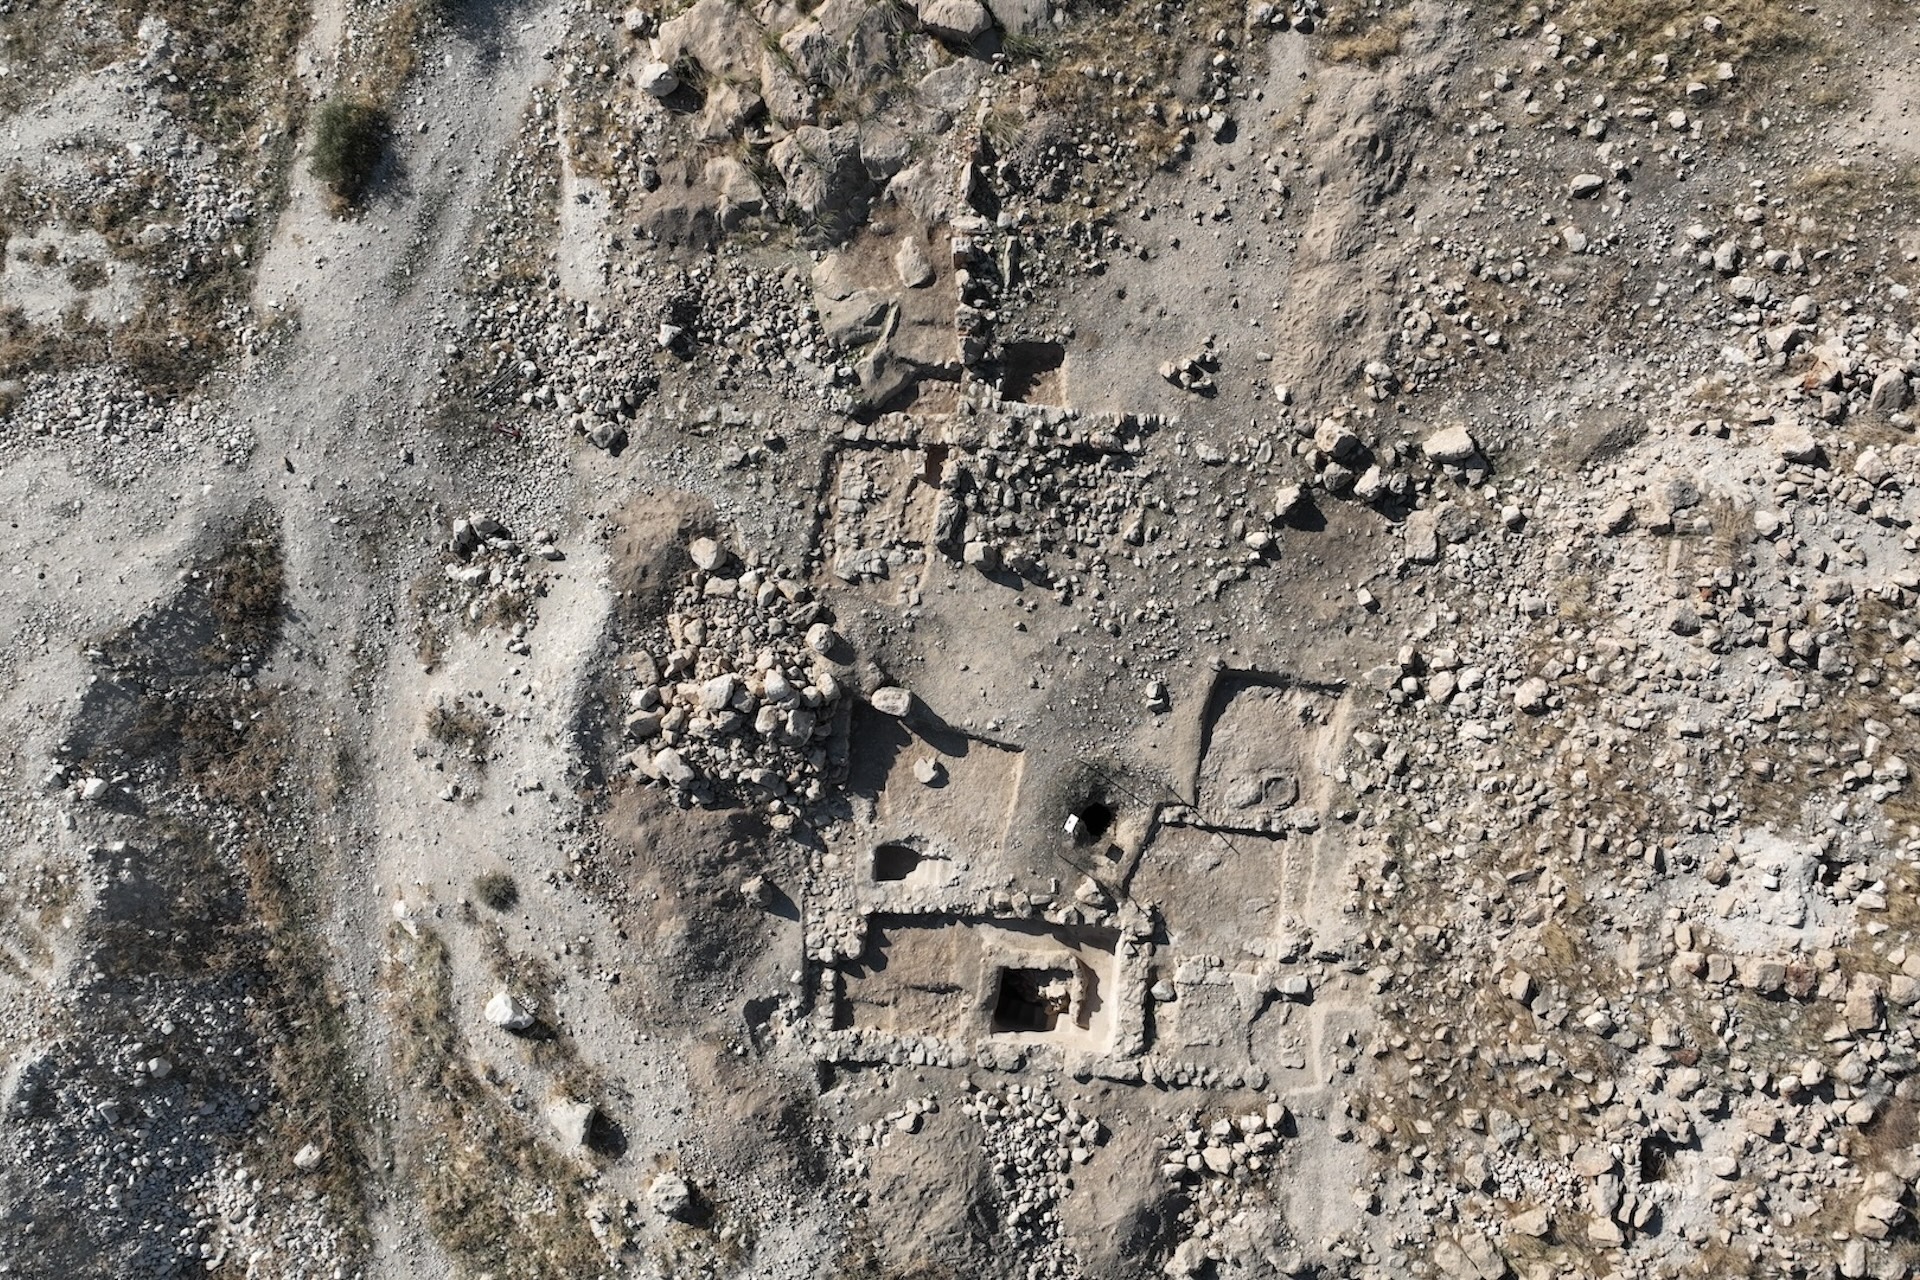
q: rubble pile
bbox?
[621,536,854,816]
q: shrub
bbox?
[310,98,390,208]
[474,871,519,912]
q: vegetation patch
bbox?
[310,98,394,211]
[474,870,520,912]
[386,925,611,1277]
[1320,2,1412,66]
[1496,0,1818,96]
[427,698,494,765]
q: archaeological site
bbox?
[3,0,1920,1277]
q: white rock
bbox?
[1422,424,1479,465]
[293,1143,324,1172]
[1514,677,1550,714]
[894,236,934,288]
[635,60,680,98]
[547,1099,597,1150]
[870,686,913,717]
[653,748,697,787]
[917,0,993,42]
[1773,423,1822,465]
[484,991,537,1032]
[649,1171,695,1220]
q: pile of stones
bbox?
[959,1081,1105,1280]
[621,536,854,818]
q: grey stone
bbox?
[871,686,913,717]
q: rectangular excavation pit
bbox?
[1190,671,1349,832]
[1127,826,1290,955]
[834,916,1118,1052]
[846,709,1023,867]
[823,447,944,583]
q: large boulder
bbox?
[770,125,871,223]
[760,49,816,127]
[703,157,764,228]
[985,0,1049,35]
[649,1171,695,1220]
[918,0,993,42]
[546,1099,597,1151]
[694,80,764,142]
[635,61,679,98]
[653,0,758,80]
[1422,424,1479,465]
[1870,368,1913,415]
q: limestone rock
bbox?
[649,1171,695,1220]
[1422,424,1479,465]
[771,125,871,221]
[635,61,679,98]
[1870,368,1912,414]
[484,990,537,1033]
[871,686,913,717]
[918,0,993,42]
[894,235,935,288]
[547,1099,597,1151]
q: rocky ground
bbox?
[2,0,1920,1277]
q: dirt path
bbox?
[236,3,578,1270]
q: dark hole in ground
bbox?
[1070,801,1114,843]
[1001,340,1066,404]
[922,441,949,485]
[1639,1134,1674,1182]
[993,967,1070,1033]
[872,843,923,881]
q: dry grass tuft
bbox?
[426,698,494,765]
[1321,2,1412,66]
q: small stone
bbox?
[1422,424,1479,465]
[636,61,680,98]
[870,686,913,717]
[688,536,726,572]
[649,1171,695,1221]
[1569,173,1605,198]
[293,1143,324,1172]
[484,991,536,1032]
